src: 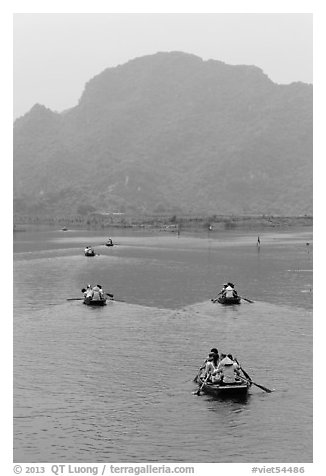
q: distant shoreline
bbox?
[13,215,313,232]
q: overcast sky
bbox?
[13,13,312,118]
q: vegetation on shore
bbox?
[13,213,313,232]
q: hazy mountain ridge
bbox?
[13,52,312,216]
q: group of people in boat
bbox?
[82,284,105,301]
[219,282,238,299]
[198,348,244,385]
[84,246,95,254]
[211,282,239,302]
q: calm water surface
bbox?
[14,227,313,462]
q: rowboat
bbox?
[83,297,107,306]
[197,376,250,398]
[217,296,241,305]
[84,248,95,256]
[105,241,114,247]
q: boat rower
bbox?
[212,354,241,384]
[224,283,238,298]
[203,352,219,381]
[83,284,93,299]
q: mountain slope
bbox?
[13,51,312,216]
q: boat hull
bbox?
[85,251,95,257]
[83,297,107,306]
[217,296,241,305]
[198,378,250,398]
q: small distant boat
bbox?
[217,296,241,305]
[61,227,68,231]
[84,247,95,257]
[105,240,114,247]
[83,296,107,306]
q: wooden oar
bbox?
[66,298,84,301]
[235,358,272,392]
[235,359,252,381]
[193,363,206,382]
[211,290,223,302]
[105,293,126,302]
[195,374,210,396]
[239,375,273,393]
[239,296,254,303]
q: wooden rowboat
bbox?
[217,296,241,305]
[197,376,250,398]
[84,248,95,256]
[83,297,107,306]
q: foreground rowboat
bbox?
[197,376,251,398]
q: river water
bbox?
[13,227,313,463]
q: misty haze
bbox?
[13,13,313,467]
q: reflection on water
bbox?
[14,228,312,462]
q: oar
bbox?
[211,290,223,302]
[193,363,206,382]
[239,296,254,303]
[239,375,273,393]
[195,374,210,396]
[66,298,84,301]
[234,359,252,381]
[105,293,126,302]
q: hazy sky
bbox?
[13,13,312,118]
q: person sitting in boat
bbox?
[223,283,238,298]
[97,284,105,300]
[196,348,219,381]
[82,284,93,299]
[211,284,227,302]
[210,348,220,366]
[212,354,241,384]
[107,238,113,245]
[203,352,219,382]
[91,284,105,301]
[91,284,103,301]
[229,284,238,297]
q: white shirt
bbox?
[217,361,239,383]
[225,286,234,298]
[205,361,216,375]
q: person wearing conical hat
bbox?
[92,284,101,301]
[212,353,240,384]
